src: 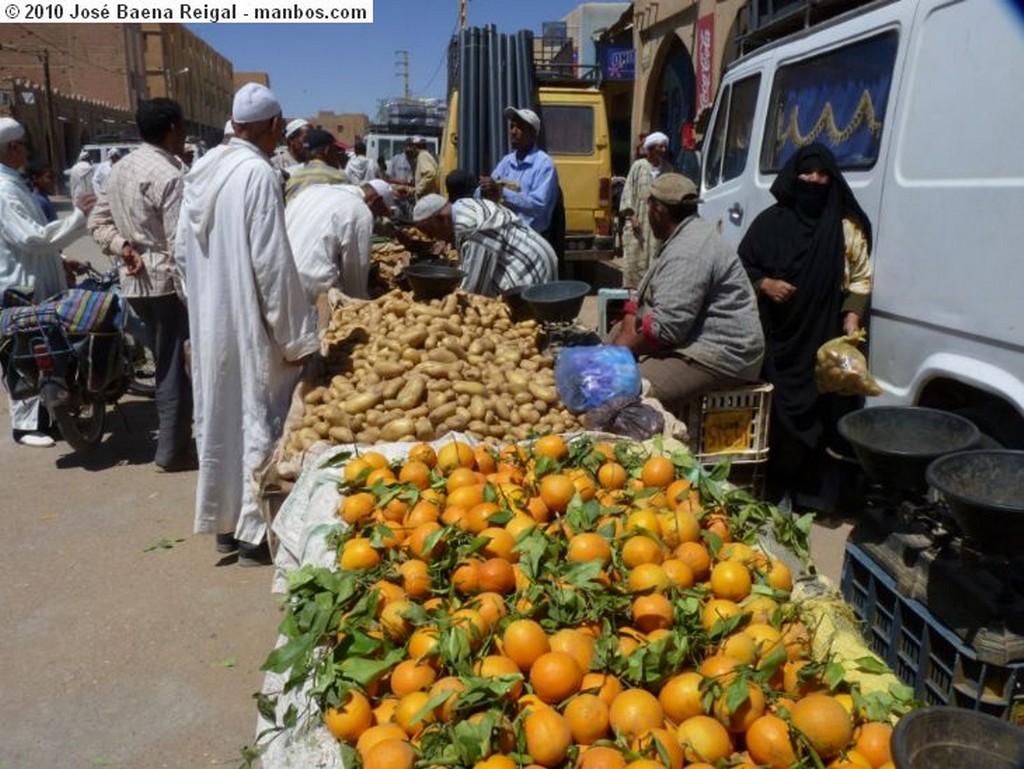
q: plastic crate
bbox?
[682,382,772,465]
[841,542,1024,722]
[596,287,630,338]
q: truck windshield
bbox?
[540,105,595,155]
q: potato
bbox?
[396,376,426,410]
[373,360,406,379]
[380,417,417,442]
[428,402,457,423]
[343,389,383,415]
[452,380,486,396]
[414,417,434,441]
[303,386,327,405]
[528,382,558,404]
[328,426,355,443]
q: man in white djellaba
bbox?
[175,83,319,566]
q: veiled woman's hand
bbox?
[761,277,796,303]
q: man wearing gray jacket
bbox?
[610,173,764,413]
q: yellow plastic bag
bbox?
[815,329,883,396]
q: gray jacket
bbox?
[636,215,764,379]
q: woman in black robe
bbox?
[738,143,873,513]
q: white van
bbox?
[699,0,1024,446]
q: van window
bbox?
[761,31,898,171]
[703,74,761,189]
[540,105,595,155]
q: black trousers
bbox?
[128,294,193,466]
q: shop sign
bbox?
[695,13,715,113]
[602,45,635,81]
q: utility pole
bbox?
[0,43,59,168]
[395,49,410,100]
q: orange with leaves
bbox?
[550,628,596,673]
[428,676,466,722]
[475,654,525,700]
[534,434,569,461]
[854,721,894,768]
[567,532,613,566]
[710,560,753,601]
[563,692,611,744]
[324,689,373,743]
[631,727,685,769]
[790,694,855,759]
[389,659,438,697]
[355,723,407,760]
[436,440,476,473]
[658,670,705,724]
[745,713,797,769]
[676,714,734,764]
[580,672,624,708]
[675,541,712,580]
[477,557,517,594]
[621,535,665,568]
[597,461,628,490]
[577,745,627,769]
[393,690,435,737]
[362,738,416,769]
[632,593,674,633]
[339,537,381,571]
[524,706,572,767]
[640,455,676,488]
[539,473,576,514]
[340,491,376,524]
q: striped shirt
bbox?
[88,143,185,298]
[453,198,557,296]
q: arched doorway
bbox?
[651,36,697,166]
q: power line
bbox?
[417,4,461,96]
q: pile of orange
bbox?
[305,436,897,769]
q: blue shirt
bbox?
[489,146,559,234]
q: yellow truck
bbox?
[439,86,615,265]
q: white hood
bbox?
[181,140,267,249]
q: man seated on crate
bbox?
[608,173,765,414]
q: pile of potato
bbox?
[369,241,413,297]
[284,290,580,453]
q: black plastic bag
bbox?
[583,396,665,441]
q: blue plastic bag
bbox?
[555,345,642,414]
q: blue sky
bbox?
[188,0,603,120]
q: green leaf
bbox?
[319,449,353,469]
[853,656,891,675]
[143,536,185,552]
[825,660,846,690]
[255,692,278,723]
[222,656,237,669]
[725,676,751,712]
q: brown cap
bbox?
[649,173,702,206]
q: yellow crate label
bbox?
[702,409,754,454]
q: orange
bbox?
[625,509,662,535]
[436,440,476,472]
[713,681,766,733]
[407,442,437,468]
[577,745,627,769]
[621,535,665,568]
[580,672,623,707]
[343,457,372,485]
[475,654,525,700]
[393,690,435,736]
[526,494,552,523]
[362,738,416,769]
[477,557,517,594]
[790,694,854,759]
[743,595,780,625]
[745,714,797,769]
[473,444,497,474]
[389,659,437,697]
[447,483,486,510]
[406,626,439,663]
[720,631,758,666]
[452,559,481,595]
[503,619,551,672]
[340,492,376,524]
[360,451,389,470]
[659,509,701,547]
[451,608,488,645]
[356,723,408,760]
[570,468,599,502]
[699,654,741,685]
[640,455,675,487]
[631,727,685,769]
[836,751,874,769]
[397,559,432,600]
[564,692,611,744]
[529,651,584,704]
[539,473,576,514]
[608,688,664,739]
[464,501,501,533]
[658,671,704,724]
[371,580,405,610]
[854,721,894,767]
[781,621,812,660]
[365,467,397,487]
[710,560,753,601]
[323,689,373,743]
[446,465,481,492]
[470,591,509,629]
[765,558,794,592]
[632,593,674,633]
[783,659,825,697]
[534,434,569,461]
[628,563,671,594]
[676,715,734,764]
[701,598,744,632]
[398,459,432,489]
[379,600,414,642]
[372,696,398,724]
[406,521,444,559]
[505,512,538,540]
[474,756,517,769]
[676,541,712,580]
[567,532,613,566]
[404,498,441,528]
[550,628,596,673]
[524,707,572,767]
[428,676,466,722]
[339,537,381,571]
[597,461,628,490]
[661,558,695,589]
[479,526,517,561]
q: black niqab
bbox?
[738,143,871,448]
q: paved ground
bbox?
[0,221,850,769]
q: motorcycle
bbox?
[0,266,153,452]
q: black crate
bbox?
[841,543,1024,721]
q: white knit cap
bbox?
[366,179,395,209]
[223,119,235,137]
[643,131,670,151]
[413,193,447,223]
[285,118,310,139]
[0,117,26,146]
[231,83,281,123]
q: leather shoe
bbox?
[238,539,272,567]
[156,450,199,473]
[215,533,238,554]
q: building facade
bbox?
[310,112,370,144]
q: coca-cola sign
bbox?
[695,14,715,113]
